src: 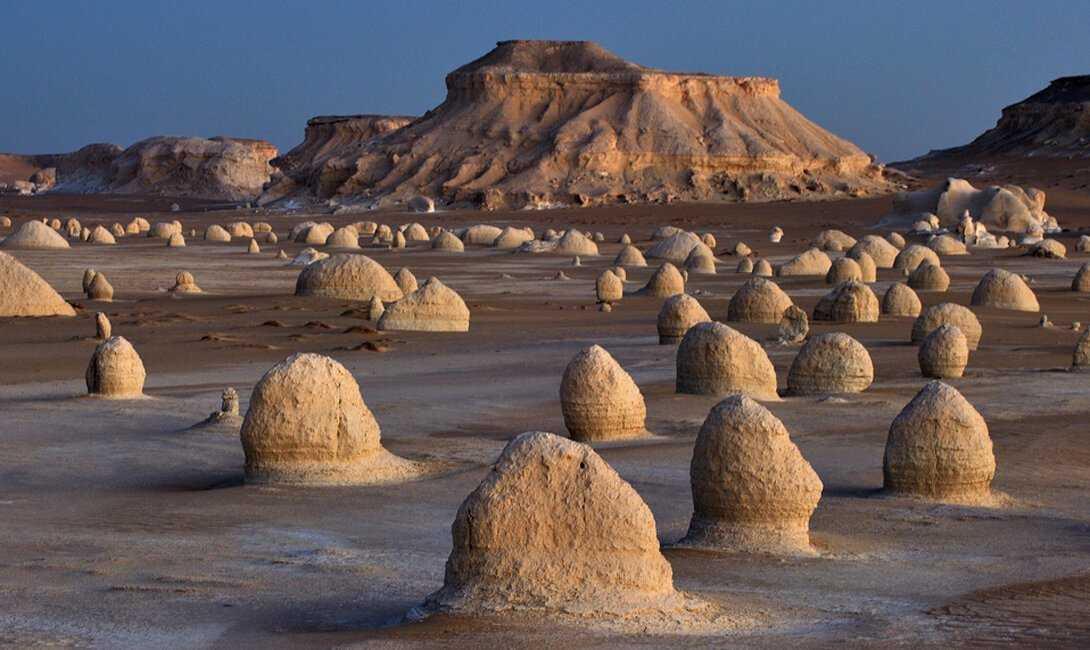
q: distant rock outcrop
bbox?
[263,40,891,210]
[260,115,414,204]
[2,137,277,200]
[914,76,1090,160]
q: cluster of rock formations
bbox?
[2,137,277,200]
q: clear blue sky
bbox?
[2,0,1088,162]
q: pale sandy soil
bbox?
[0,191,1089,647]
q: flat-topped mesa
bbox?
[445,39,781,97]
[263,39,890,209]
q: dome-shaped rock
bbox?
[727,277,793,324]
[378,277,469,332]
[676,322,778,400]
[883,381,995,502]
[657,294,710,344]
[681,395,822,555]
[240,353,420,485]
[560,345,647,441]
[294,254,403,302]
[786,332,873,395]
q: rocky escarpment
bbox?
[1,137,278,201]
[905,76,1090,163]
[261,115,414,204]
[263,40,892,210]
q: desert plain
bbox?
[0,175,1087,647]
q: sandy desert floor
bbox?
[1,189,1089,648]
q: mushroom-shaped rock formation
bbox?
[887,232,907,249]
[394,267,419,295]
[846,250,877,282]
[595,270,623,303]
[149,221,180,239]
[786,332,873,395]
[166,232,186,247]
[403,223,430,242]
[883,381,995,502]
[911,303,982,350]
[86,272,114,301]
[684,247,717,274]
[302,222,335,245]
[423,431,682,618]
[727,277,793,324]
[657,294,710,344]
[637,263,685,298]
[240,353,421,485]
[736,258,754,273]
[0,251,76,317]
[554,229,599,256]
[432,230,466,252]
[776,248,832,276]
[1072,263,1090,293]
[848,235,899,268]
[326,226,361,249]
[227,222,254,239]
[378,277,470,332]
[882,282,922,317]
[1028,239,1066,259]
[753,259,773,277]
[492,226,535,249]
[908,262,950,292]
[681,395,822,555]
[928,234,969,256]
[768,227,783,243]
[644,231,706,264]
[170,271,202,294]
[919,324,969,379]
[676,322,778,400]
[89,225,116,245]
[560,345,647,442]
[86,336,146,398]
[0,220,70,250]
[970,268,1039,312]
[294,254,403,302]
[814,229,857,252]
[461,224,504,245]
[825,257,862,284]
[893,244,941,272]
[812,281,879,323]
[613,244,648,267]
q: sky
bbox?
[2,0,1088,163]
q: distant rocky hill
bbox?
[897,76,1090,167]
[1,136,277,201]
[262,40,893,210]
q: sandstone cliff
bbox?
[264,40,891,210]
